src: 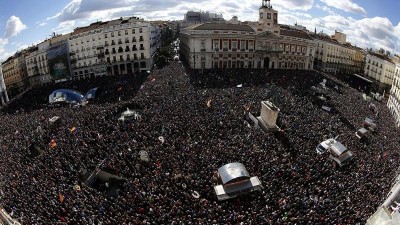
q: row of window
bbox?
[72,45,146,60]
[104,28,143,38]
[71,35,146,48]
[27,55,47,64]
[73,61,147,76]
[74,53,146,67]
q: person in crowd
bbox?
[0,61,398,224]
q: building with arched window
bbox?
[180,0,316,70]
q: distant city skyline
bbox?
[0,0,399,61]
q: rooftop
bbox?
[369,52,394,64]
[191,23,255,32]
[71,17,145,36]
[280,29,312,40]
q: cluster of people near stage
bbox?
[0,62,398,224]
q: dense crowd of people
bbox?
[0,61,399,224]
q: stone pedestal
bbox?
[257,101,280,132]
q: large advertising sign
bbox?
[47,42,70,81]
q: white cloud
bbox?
[38,22,48,27]
[272,0,314,11]
[4,16,27,38]
[52,21,76,34]
[0,38,13,62]
[320,0,366,15]
[48,0,314,24]
[42,0,399,54]
[315,4,335,15]
[294,14,400,53]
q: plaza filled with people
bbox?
[0,61,399,224]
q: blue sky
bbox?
[0,0,400,61]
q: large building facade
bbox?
[68,17,161,80]
[25,43,50,86]
[387,62,400,127]
[313,35,364,75]
[1,52,28,90]
[0,66,9,106]
[26,34,71,86]
[180,0,316,70]
[364,52,395,86]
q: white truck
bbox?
[316,139,354,166]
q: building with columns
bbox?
[0,65,9,107]
[180,0,316,70]
[68,17,161,79]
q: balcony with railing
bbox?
[256,45,284,53]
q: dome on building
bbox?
[49,89,84,104]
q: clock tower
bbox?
[257,0,280,34]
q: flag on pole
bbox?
[58,192,64,203]
[206,99,212,108]
[50,139,57,148]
